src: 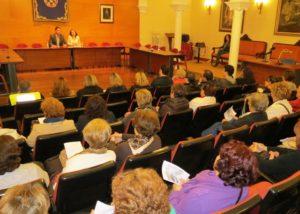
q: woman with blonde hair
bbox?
[27,97,76,147]
[106,72,127,94]
[51,76,73,98]
[130,71,150,91]
[0,182,50,214]
[77,74,103,98]
[172,68,188,85]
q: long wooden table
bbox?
[14,46,123,71]
[0,49,24,92]
[245,58,300,84]
[129,47,180,74]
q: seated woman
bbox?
[172,68,188,85]
[0,181,50,214]
[189,83,217,112]
[0,135,49,190]
[169,140,259,214]
[122,89,156,128]
[76,95,116,131]
[212,34,231,67]
[67,29,81,47]
[112,168,172,214]
[27,97,76,147]
[105,72,127,94]
[236,63,256,85]
[158,84,190,118]
[51,76,74,98]
[130,71,150,92]
[59,118,116,174]
[76,74,103,98]
[266,81,293,119]
[111,110,161,168]
[202,92,269,136]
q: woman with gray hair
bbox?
[202,92,269,136]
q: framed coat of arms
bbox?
[33,0,69,22]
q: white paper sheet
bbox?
[162,160,190,184]
[224,106,237,121]
[38,117,46,124]
[64,141,84,159]
[94,201,115,214]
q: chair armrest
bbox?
[258,170,276,184]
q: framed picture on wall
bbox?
[219,0,244,32]
[275,0,300,36]
[100,4,114,23]
[32,0,68,22]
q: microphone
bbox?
[256,47,276,61]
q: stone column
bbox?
[226,0,250,77]
[171,0,188,50]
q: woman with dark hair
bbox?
[169,140,259,214]
[236,63,256,85]
[67,29,81,47]
[218,64,236,88]
[76,95,116,131]
[0,135,49,190]
[212,34,231,67]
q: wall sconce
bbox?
[204,0,216,15]
[255,0,268,14]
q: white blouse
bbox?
[67,35,81,47]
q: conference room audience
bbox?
[76,95,116,131]
[169,140,258,214]
[236,63,256,85]
[51,76,74,98]
[212,34,231,67]
[189,83,217,112]
[67,29,81,47]
[27,97,76,147]
[105,72,127,94]
[0,117,25,140]
[158,84,189,118]
[48,26,67,48]
[151,65,173,88]
[110,110,161,168]
[130,71,150,91]
[122,89,156,128]
[258,75,283,93]
[172,68,188,85]
[0,182,50,214]
[185,72,200,92]
[198,69,220,89]
[266,81,293,119]
[217,64,236,88]
[112,168,172,214]
[77,74,103,98]
[0,135,49,190]
[290,86,300,112]
[202,92,269,136]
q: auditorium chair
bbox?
[156,95,170,106]
[52,161,116,214]
[65,107,84,123]
[0,44,9,49]
[87,42,98,47]
[31,43,43,48]
[219,98,245,120]
[128,99,138,112]
[119,146,173,177]
[215,88,225,103]
[242,83,258,94]
[153,86,171,103]
[276,111,300,141]
[0,103,13,118]
[21,113,44,137]
[107,100,129,119]
[14,100,43,121]
[185,91,200,101]
[1,116,18,130]
[105,90,130,103]
[34,130,81,162]
[222,86,243,101]
[159,46,166,51]
[110,120,124,133]
[145,44,151,49]
[101,42,111,47]
[171,48,188,71]
[171,135,214,177]
[158,109,193,147]
[78,93,105,107]
[249,118,279,147]
[57,96,79,109]
[15,43,28,48]
[191,103,221,137]
[259,171,300,214]
[152,45,159,50]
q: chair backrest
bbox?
[214,125,250,148]
[0,104,14,118]
[128,99,138,112]
[65,107,85,123]
[107,100,129,119]
[78,93,104,107]
[54,161,116,214]
[159,109,193,147]
[101,42,111,47]
[171,135,214,177]
[249,118,279,147]
[110,121,124,133]
[87,42,98,47]
[106,90,130,103]
[156,95,170,106]
[34,130,81,162]
[0,44,9,49]
[153,86,171,102]
[219,98,246,119]
[223,86,243,101]
[160,46,166,51]
[14,100,42,121]
[16,43,28,48]
[242,83,258,94]
[260,171,300,214]
[119,146,172,177]
[145,44,151,49]
[152,45,159,50]
[192,103,221,137]
[215,88,225,103]
[57,96,79,109]
[185,91,200,101]
[1,117,18,130]
[213,194,261,214]
[21,113,44,137]
[277,111,300,140]
[31,43,43,48]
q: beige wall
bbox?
[140,0,299,58]
[0,0,139,47]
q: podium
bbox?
[0,49,24,92]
